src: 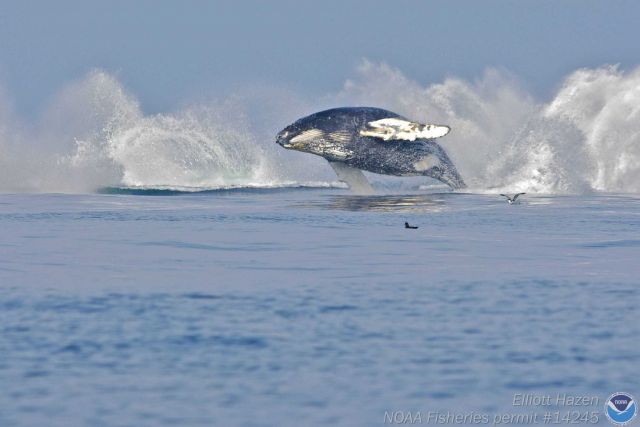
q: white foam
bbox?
[0,71,332,192]
[338,61,640,194]
[2,64,640,194]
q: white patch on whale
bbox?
[359,118,450,141]
[328,131,352,143]
[291,128,324,143]
[322,146,353,159]
[413,156,438,172]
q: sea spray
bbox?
[338,61,640,194]
[0,71,330,192]
[51,72,281,190]
[2,64,640,193]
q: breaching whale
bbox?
[276,107,465,193]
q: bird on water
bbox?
[500,193,526,204]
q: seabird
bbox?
[500,193,526,204]
[405,222,418,229]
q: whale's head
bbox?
[276,113,321,147]
[276,117,351,160]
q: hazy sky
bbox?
[1,0,639,116]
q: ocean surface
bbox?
[0,188,638,426]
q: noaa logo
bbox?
[605,392,637,425]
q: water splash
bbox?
[338,61,640,194]
[0,71,332,192]
[1,64,640,193]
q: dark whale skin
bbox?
[276,107,466,189]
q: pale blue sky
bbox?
[1,0,639,116]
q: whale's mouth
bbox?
[276,136,302,150]
[275,130,289,148]
[280,141,303,150]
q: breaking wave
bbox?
[1,63,640,194]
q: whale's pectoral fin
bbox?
[359,118,450,141]
[329,162,375,195]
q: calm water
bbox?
[1,190,638,426]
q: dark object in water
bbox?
[405,222,418,229]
